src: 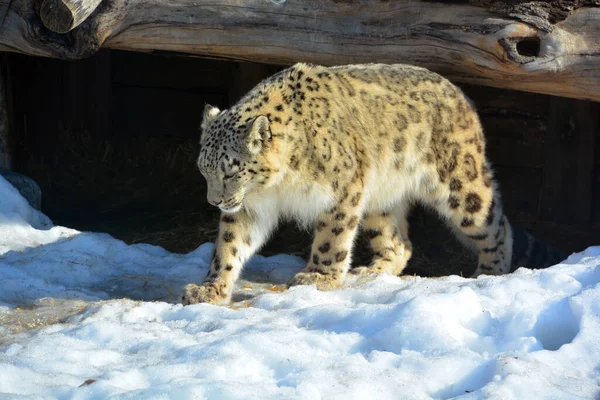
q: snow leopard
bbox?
[182,62,565,305]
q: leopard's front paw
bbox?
[181,283,230,306]
[287,271,343,291]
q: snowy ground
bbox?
[1,175,599,400]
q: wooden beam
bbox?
[539,98,599,225]
[0,1,599,101]
[39,0,103,34]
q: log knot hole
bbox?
[499,36,541,64]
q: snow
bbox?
[1,174,599,400]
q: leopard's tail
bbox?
[510,225,568,272]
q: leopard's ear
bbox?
[201,104,221,131]
[246,115,271,155]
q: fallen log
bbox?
[0,0,599,101]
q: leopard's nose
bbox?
[207,199,222,207]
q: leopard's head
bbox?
[197,105,282,213]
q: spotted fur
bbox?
[181,63,565,305]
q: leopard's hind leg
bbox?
[351,202,413,276]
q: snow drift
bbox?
[0,174,599,399]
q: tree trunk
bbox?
[0,0,599,101]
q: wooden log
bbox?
[39,0,103,34]
[539,98,599,225]
[0,54,11,171]
[0,0,599,101]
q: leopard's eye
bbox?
[223,173,237,181]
